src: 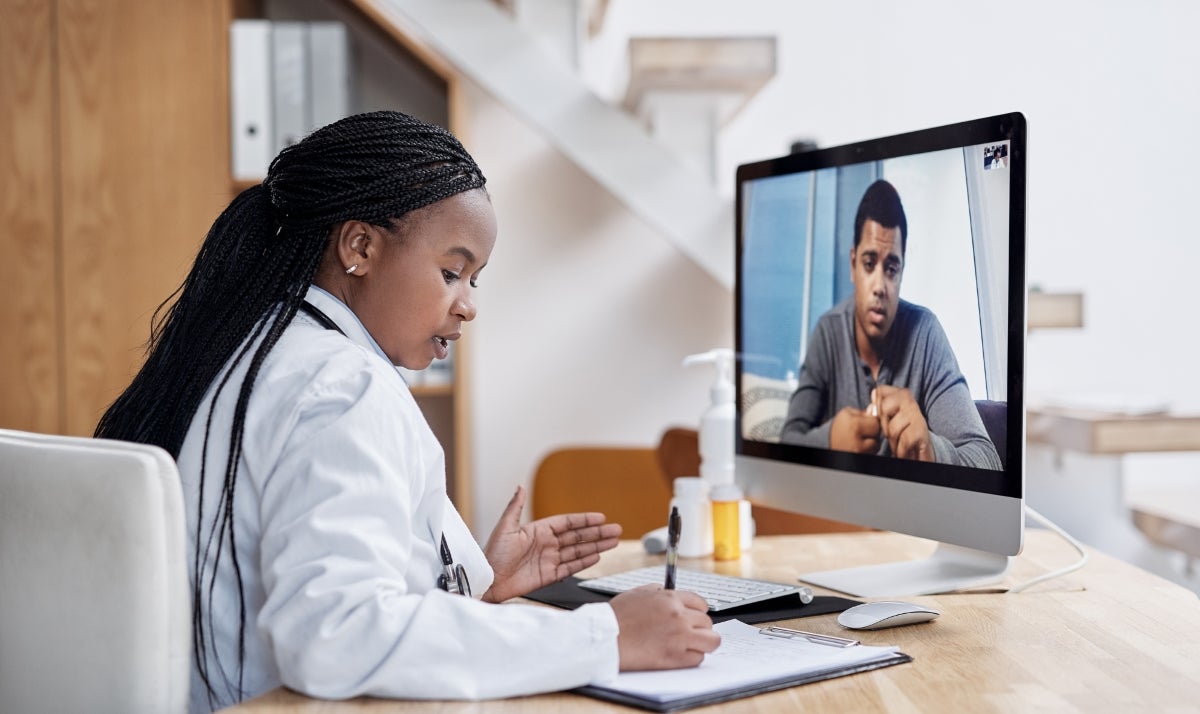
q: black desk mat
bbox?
[524,576,860,624]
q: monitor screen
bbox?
[734,113,1026,596]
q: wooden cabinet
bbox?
[1,0,231,435]
[0,0,60,433]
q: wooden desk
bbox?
[225,531,1200,713]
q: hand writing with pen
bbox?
[482,486,720,670]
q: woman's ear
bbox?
[333,220,375,275]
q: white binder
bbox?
[272,22,309,155]
[230,20,274,181]
[308,22,350,131]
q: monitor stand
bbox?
[798,543,1011,598]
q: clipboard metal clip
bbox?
[759,626,859,648]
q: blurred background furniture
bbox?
[0,429,190,714]
[531,428,867,536]
[1026,405,1200,585]
[655,428,868,535]
[1027,407,1200,454]
[1130,492,1200,577]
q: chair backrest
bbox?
[531,447,673,537]
[0,429,190,714]
[974,400,1008,470]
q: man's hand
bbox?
[873,385,934,461]
[830,406,882,453]
[481,485,622,603]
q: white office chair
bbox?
[0,428,190,713]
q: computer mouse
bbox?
[837,601,940,630]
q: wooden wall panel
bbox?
[0,0,62,433]
[57,0,232,435]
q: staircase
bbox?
[353,0,777,291]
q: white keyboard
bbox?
[578,566,814,612]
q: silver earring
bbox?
[345,264,359,275]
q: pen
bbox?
[759,626,859,647]
[664,506,680,590]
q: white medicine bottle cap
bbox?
[710,483,742,502]
[673,476,708,498]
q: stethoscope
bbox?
[436,534,471,597]
[300,299,469,597]
[299,301,345,335]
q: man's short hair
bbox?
[853,179,907,254]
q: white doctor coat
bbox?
[177,287,619,713]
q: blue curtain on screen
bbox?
[741,173,810,381]
[741,163,880,381]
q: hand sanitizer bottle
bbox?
[684,348,751,558]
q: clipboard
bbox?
[572,620,912,712]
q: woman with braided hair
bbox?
[96,111,718,712]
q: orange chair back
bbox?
[531,447,672,537]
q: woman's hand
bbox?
[481,485,622,603]
[609,586,721,670]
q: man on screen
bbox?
[780,179,1002,470]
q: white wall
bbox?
[586,0,1200,412]
[463,0,1200,540]
[460,83,730,534]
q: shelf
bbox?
[1027,407,1200,454]
[232,178,261,193]
[410,384,453,398]
[1028,291,1083,330]
[1130,491,1200,559]
[622,37,776,126]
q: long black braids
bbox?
[94,111,486,707]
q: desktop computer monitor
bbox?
[735,113,1026,597]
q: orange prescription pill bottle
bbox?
[711,484,742,561]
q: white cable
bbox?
[1006,504,1089,594]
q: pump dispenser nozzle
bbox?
[683,348,735,407]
